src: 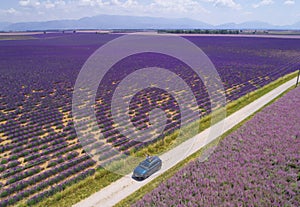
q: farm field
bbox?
[0,33,299,206]
[132,86,300,207]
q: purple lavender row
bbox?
[1,143,82,182]
[0,161,95,207]
[26,168,95,206]
[0,154,91,199]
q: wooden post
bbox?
[296,69,300,87]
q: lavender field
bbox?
[133,86,300,207]
[0,33,299,205]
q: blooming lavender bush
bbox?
[133,87,300,207]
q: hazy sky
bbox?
[0,0,299,25]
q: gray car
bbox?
[133,156,162,179]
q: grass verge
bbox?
[21,71,298,207]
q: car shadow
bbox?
[131,175,147,182]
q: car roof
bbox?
[138,156,161,169]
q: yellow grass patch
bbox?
[18,157,25,165]
[1,140,11,146]
[51,126,63,133]
[0,120,7,125]
[40,132,49,139]
[59,107,72,127]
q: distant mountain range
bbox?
[0,15,299,31]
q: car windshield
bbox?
[139,160,151,168]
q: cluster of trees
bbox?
[158,29,240,34]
